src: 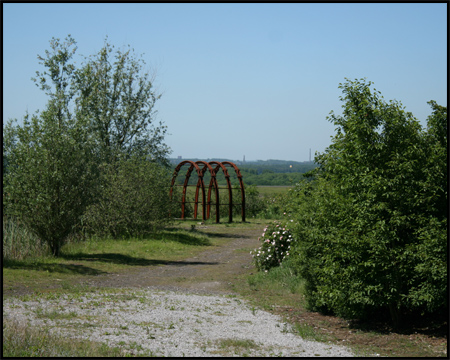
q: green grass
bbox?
[2,226,214,293]
[242,259,306,309]
[2,317,155,357]
[291,322,329,342]
[217,338,259,349]
[34,308,79,321]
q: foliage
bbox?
[73,38,169,165]
[251,221,295,271]
[170,160,317,187]
[239,160,317,182]
[3,104,98,257]
[287,79,447,325]
[240,170,307,186]
[31,35,79,122]
[243,185,266,218]
[256,191,292,219]
[221,184,265,220]
[3,35,172,256]
[82,157,177,238]
[30,35,169,166]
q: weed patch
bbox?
[2,317,131,357]
[213,338,261,356]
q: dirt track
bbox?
[77,224,262,294]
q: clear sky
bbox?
[3,3,447,162]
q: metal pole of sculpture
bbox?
[169,160,245,223]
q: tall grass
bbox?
[2,317,136,357]
[3,217,49,262]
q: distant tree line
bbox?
[170,161,317,186]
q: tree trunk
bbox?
[51,239,61,257]
[388,303,401,329]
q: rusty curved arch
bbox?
[169,160,205,220]
[208,161,233,223]
[169,160,245,223]
[222,161,246,222]
[194,161,219,222]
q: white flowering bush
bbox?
[251,221,295,272]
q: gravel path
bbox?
[3,287,354,357]
[3,224,356,356]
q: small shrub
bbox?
[251,221,295,271]
[243,185,266,218]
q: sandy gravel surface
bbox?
[3,287,355,357]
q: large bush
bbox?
[82,157,177,238]
[3,104,99,256]
[287,79,447,325]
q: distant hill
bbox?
[169,158,317,186]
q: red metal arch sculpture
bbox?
[169,160,245,223]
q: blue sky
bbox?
[3,3,447,162]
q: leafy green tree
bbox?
[4,36,100,256]
[421,100,447,220]
[3,35,172,255]
[73,38,169,165]
[31,35,169,165]
[287,78,447,326]
[31,35,78,123]
[3,104,98,257]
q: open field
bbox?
[256,186,291,196]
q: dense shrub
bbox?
[82,157,177,238]
[251,221,295,271]
[3,105,99,257]
[287,79,447,325]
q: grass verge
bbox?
[2,317,155,357]
[3,226,213,295]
